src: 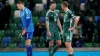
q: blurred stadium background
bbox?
[0,0,100,55]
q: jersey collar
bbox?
[49,9,55,12]
[21,7,26,11]
[65,9,69,12]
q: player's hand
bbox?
[68,27,75,31]
[47,31,51,37]
[60,30,63,35]
[22,29,26,35]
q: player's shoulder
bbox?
[46,10,50,15]
[68,9,73,14]
[47,10,50,13]
[55,9,59,13]
[24,8,31,14]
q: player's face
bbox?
[16,4,22,10]
[50,4,56,11]
[61,4,64,11]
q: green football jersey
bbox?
[63,9,76,33]
[46,10,59,31]
[62,9,76,42]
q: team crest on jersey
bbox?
[21,12,24,16]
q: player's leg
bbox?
[49,40,54,56]
[64,32,74,56]
[65,42,74,56]
[24,32,33,56]
[52,31,61,55]
[52,40,61,54]
[25,39,32,56]
[48,31,54,56]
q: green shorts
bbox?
[63,31,73,42]
[48,30,61,41]
[63,22,73,42]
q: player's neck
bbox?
[21,6,25,10]
[50,9,55,12]
[64,8,69,12]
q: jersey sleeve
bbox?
[21,19,26,28]
[69,11,76,19]
[46,11,49,21]
[25,9,31,28]
[20,11,26,28]
[55,10,59,20]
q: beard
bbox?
[51,8,55,11]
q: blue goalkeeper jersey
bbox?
[20,8,34,32]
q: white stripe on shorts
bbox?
[27,33,28,38]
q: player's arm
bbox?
[46,21,50,32]
[46,12,50,32]
[69,16,79,31]
[46,12,51,37]
[21,28,26,36]
[69,11,79,31]
[46,21,51,37]
[20,16,27,35]
[22,10,31,35]
[73,16,80,29]
[57,19,62,32]
[56,10,62,32]
[20,22,26,35]
[25,10,31,28]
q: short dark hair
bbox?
[62,1,69,7]
[16,1,24,4]
[50,1,56,5]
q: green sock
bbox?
[49,46,53,56]
[49,45,59,56]
[53,45,59,54]
[68,54,74,56]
